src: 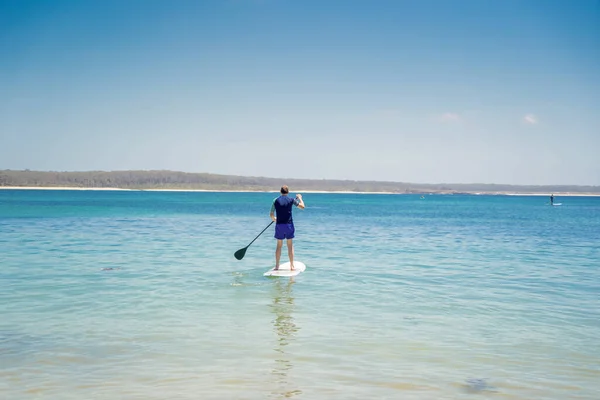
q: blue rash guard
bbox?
[271,195,300,224]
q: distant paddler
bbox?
[550,194,554,205]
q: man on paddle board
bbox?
[270,185,305,270]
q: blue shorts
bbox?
[275,223,295,240]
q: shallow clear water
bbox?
[1,190,599,399]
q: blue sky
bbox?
[1,0,599,185]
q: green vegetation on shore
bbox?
[1,169,599,194]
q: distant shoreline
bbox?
[3,169,599,195]
[1,186,599,196]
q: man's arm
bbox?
[295,194,305,209]
[270,200,277,222]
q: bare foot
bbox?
[290,264,295,271]
[274,266,279,271]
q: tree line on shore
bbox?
[1,169,598,194]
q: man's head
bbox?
[280,185,289,195]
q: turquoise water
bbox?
[1,190,599,399]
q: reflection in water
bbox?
[269,278,302,398]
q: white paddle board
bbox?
[264,261,306,277]
[552,203,562,206]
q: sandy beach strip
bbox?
[1,186,599,196]
[0,186,134,191]
[0,186,391,194]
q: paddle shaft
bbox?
[245,220,274,248]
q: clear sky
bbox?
[1,0,599,185]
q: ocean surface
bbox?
[1,190,599,400]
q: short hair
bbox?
[280,185,289,194]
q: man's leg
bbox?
[286,239,295,270]
[275,239,283,270]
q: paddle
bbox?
[234,221,274,260]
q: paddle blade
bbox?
[234,247,247,260]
